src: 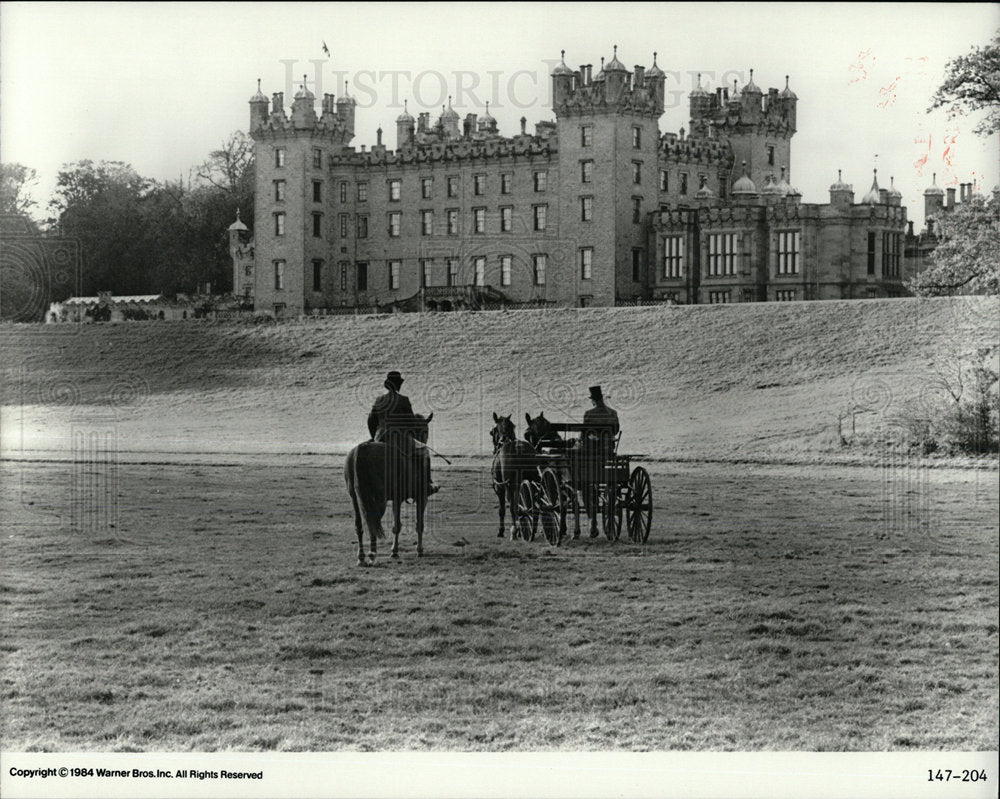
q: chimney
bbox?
[579,65,588,85]
[520,116,527,135]
[946,187,956,207]
[376,127,383,147]
[634,65,645,86]
[879,188,888,204]
[272,92,284,114]
[907,220,914,236]
[418,112,429,133]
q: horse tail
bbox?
[352,443,386,541]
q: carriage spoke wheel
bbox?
[516,480,538,541]
[602,486,622,541]
[626,467,653,543]
[539,469,563,546]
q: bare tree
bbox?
[196,131,254,196]
[928,30,1000,136]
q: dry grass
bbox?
[2,460,996,751]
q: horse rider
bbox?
[368,371,439,495]
[581,385,619,535]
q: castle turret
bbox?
[336,83,356,138]
[249,79,269,131]
[829,169,853,207]
[742,69,763,123]
[478,101,498,135]
[645,52,666,110]
[887,176,902,207]
[441,97,460,139]
[779,76,797,132]
[731,161,758,203]
[552,50,574,106]
[291,76,317,129]
[924,172,945,221]
[689,73,712,135]
[603,45,629,101]
[396,100,415,148]
[861,168,881,205]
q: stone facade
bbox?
[240,49,911,316]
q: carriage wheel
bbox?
[539,469,563,546]
[626,467,653,543]
[516,480,538,542]
[602,485,622,541]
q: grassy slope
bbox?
[1,296,997,461]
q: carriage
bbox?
[515,421,653,545]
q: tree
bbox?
[907,193,1000,296]
[928,31,1000,136]
[197,131,254,200]
[0,163,39,216]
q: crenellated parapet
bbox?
[327,132,558,168]
[690,72,797,138]
[552,47,666,119]
[659,133,732,166]
[249,80,355,145]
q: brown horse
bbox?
[524,412,591,538]
[345,412,433,565]
[489,413,545,539]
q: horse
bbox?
[524,412,597,539]
[344,412,434,565]
[489,413,544,539]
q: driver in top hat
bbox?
[580,385,619,535]
[368,371,439,495]
[582,385,619,435]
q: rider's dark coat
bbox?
[367,390,415,441]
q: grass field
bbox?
[1,297,997,752]
[1,459,996,751]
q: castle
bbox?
[232,49,915,316]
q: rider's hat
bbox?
[588,385,604,402]
[384,371,404,391]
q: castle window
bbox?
[777,231,800,274]
[274,212,285,236]
[867,232,876,275]
[388,260,400,290]
[581,160,593,183]
[474,256,486,287]
[659,170,669,192]
[533,254,546,286]
[340,261,348,291]
[473,208,486,234]
[313,148,322,168]
[388,212,401,237]
[708,290,730,304]
[447,176,459,198]
[632,249,643,282]
[882,232,902,277]
[581,196,593,222]
[275,148,285,168]
[312,213,323,238]
[274,180,286,201]
[632,197,642,224]
[663,236,685,278]
[339,214,349,238]
[767,145,775,166]
[273,260,285,290]
[421,177,433,199]
[340,182,347,203]
[357,262,368,291]
[680,173,689,195]
[533,205,547,231]
[388,179,401,202]
[312,259,323,292]
[533,171,547,192]
[581,125,592,147]
[775,289,796,301]
[633,126,642,149]
[447,209,459,235]
[500,255,512,286]
[421,210,433,236]
[501,173,513,194]
[244,264,252,277]
[474,174,486,195]
[500,206,513,232]
[357,215,368,239]
[707,233,739,276]
[447,258,459,287]
[632,162,642,185]
[312,181,322,203]
[357,182,368,202]
[579,248,592,280]
[421,259,433,288]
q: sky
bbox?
[2,2,998,222]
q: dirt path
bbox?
[1,459,997,751]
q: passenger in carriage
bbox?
[367,371,439,495]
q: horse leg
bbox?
[507,478,520,540]
[391,499,402,558]
[350,489,366,566]
[496,484,506,538]
[416,499,425,557]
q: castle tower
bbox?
[829,169,853,208]
[249,79,269,131]
[553,47,664,305]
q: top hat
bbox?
[384,371,404,391]
[588,385,604,402]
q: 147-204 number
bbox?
[928,769,987,782]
